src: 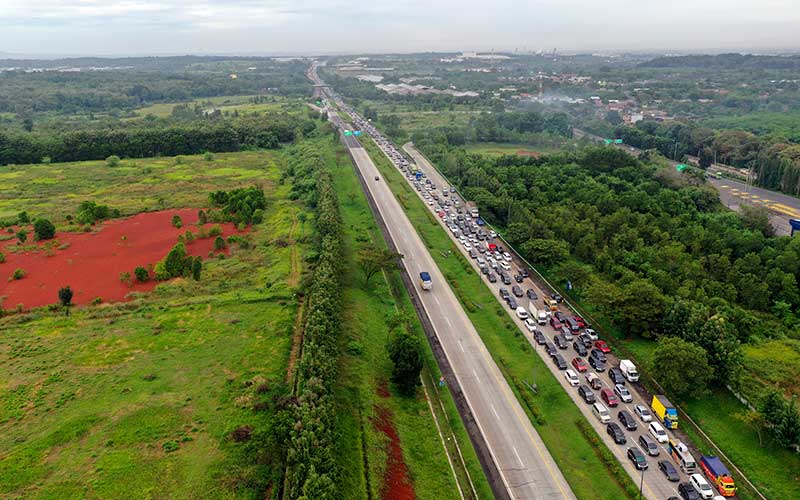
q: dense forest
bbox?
[413,129,800,449]
[640,53,800,70]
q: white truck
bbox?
[528,304,548,325]
[619,359,640,382]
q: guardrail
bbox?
[406,143,769,500]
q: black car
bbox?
[606,422,626,444]
[507,297,518,309]
[512,285,523,297]
[608,367,626,385]
[534,330,546,345]
[488,273,497,283]
[589,349,607,363]
[544,343,557,356]
[481,266,489,275]
[551,292,563,303]
[526,289,538,300]
[501,274,512,285]
[659,460,680,482]
[627,446,648,470]
[552,353,567,370]
[678,482,700,500]
[554,311,567,322]
[499,288,510,300]
[573,341,588,357]
[553,334,568,349]
[588,356,606,372]
[618,410,638,431]
[520,268,529,278]
[513,274,523,283]
[578,384,595,403]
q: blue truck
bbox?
[419,272,432,290]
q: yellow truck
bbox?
[651,395,678,429]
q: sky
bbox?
[1,0,799,57]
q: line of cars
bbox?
[333,97,735,500]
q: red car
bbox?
[595,340,611,353]
[573,316,587,328]
[571,357,588,372]
[550,317,563,330]
[600,388,619,407]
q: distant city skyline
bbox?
[1,0,799,56]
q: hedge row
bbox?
[283,143,344,500]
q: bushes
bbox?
[12,268,26,280]
[153,243,203,281]
[208,186,267,225]
[134,266,149,282]
[76,200,118,225]
[33,218,56,240]
[171,215,183,228]
[575,419,641,498]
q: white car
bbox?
[648,422,668,443]
[502,252,512,262]
[564,369,580,387]
[593,402,611,423]
[524,318,537,332]
[477,257,486,266]
[463,242,472,251]
[516,306,529,319]
[689,473,715,499]
[634,404,653,422]
[614,384,633,403]
[499,261,511,271]
[585,329,599,341]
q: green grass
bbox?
[0,149,309,499]
[702,112,800,142]
[132,95,298,118]
[362,138,638,500]
[462,142,561,157]
[331,138,491,500]
[0,151,282,222]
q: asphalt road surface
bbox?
[405,143,698,500]
[336,114,576,500]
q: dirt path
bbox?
[287,210,301,288]
[285,299,305,385]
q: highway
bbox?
[574,127,797,236]
[346,121,575,500]
[327,108,576,499]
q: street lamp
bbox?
[639,466,645,500]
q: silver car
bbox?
[634,404,653,422]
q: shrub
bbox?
[213,236,226,251]
[106,155,121,167]
[208,225,222,237]
[171,215,183,229]
[91,297,103,305]
[153,261,170,281]
[191,257,202,280]
[16,229,28,244]
[184,230,195,243]
[41,156,51,164]
[230,426,253,442]
[197,210,207,225]
[12,268,26,280]
[119,271,132,286]
[33,218,56,241]
[134,266,149,282]
[0,252,4,263]
[17,211,30,224]
[162,441,179,453]
[203,151,214,161]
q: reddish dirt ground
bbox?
[516,150,541,158]
[373,405,416,500]
[0,208,245,310]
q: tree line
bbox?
[281,143,344,499]
[0,114,317,165]
[414,132,800,449]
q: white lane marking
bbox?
[512,446,524,467]
[459,340,466,353]
[433,295,441,307]
[490,404,500,420]
[445,316,453,328]
[472,368,479,380]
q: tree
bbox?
[164,242,188,277]
[520,238,569,267]
[191,257,202,280]
[387,331,423,396]
[17,211,29,224]
[106,155,120,167]
[214,236,226,251]
[58,286,74,315]
[172,215,183,228]
[197,210,207,225]
[16,229,28,244]
[652,336,713,399]
[134,266,149,282]
[606,110,623,126]
[739,205,775,237]
[356,245,401,285]
[33,218,56,240]
[698,147,714,169]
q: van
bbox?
[593,402,611,424]
[586,372,602,390]
[566,317,580,332]
[638,434,660,457]
[648,422,668,443]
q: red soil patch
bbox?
[515,150,541,158]
[373,406,416,500]
[0,208,246,310]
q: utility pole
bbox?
[639,468,645,500]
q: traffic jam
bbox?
[330,96,738,500]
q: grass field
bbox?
[0,151,281,222]
[330,138,492,500]
[462,142,561,157]
[0,148,310,498]
[362,139,638,500]
[132,95,300,118]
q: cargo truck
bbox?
[528,305,548,325]
[619,359,640,382]
[651,394,678,429]
[419,272,432,291]
[700,456,736,497]
[668,438,696,474]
